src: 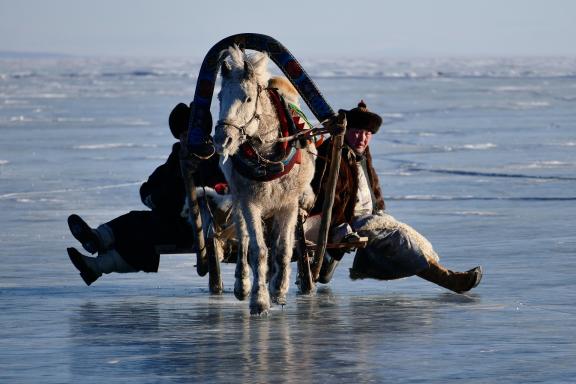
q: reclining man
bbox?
[312,101,483,293]
[67,103,226,285]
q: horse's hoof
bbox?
[250,302,270,316]
[234,279,251,301]
[250,291,271,315]
[234,287,249,301]
[272,295,286,306]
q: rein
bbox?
[270,123,332,143]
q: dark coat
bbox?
[311,138,385,229]
[139,142,225,217]
[107,142,225,272]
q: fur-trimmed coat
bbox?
[311,139,385,228]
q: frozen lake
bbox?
[1,56,575,383]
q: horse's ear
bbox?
[243,61,253,79]
[251,53,269,75]
[221,61,232,78]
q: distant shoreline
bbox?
[0,51,74,59]
[2,50,575,62]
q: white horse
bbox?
[214,46,316,315]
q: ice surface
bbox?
[1,57,575,383]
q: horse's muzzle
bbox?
[213,127,234,163]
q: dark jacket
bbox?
[139,142,225,216]
[311,139,385,228]
[107,143,225,273]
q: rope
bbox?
[260,118,335,145]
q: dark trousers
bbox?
[106,210,193,272]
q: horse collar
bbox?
[231,88,302,182]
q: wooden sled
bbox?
[179,33,353,295]
[156,210,368,295]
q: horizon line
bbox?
[1,50,576,61]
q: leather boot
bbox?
[317,252,341,284]
[67,248,137,286]
[417,260,482,293]
[68,215,115,254]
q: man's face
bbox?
[345,128,372,154]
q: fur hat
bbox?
[169,103,190,139]
[169,102,213,139]
[342,100,382,134]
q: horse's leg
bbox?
[266,219,280,284]
[270,204,298,306]
[242,204,270,315]
[299,184,316,213]
[234,215,251,301]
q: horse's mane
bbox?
[224,45,270,85]
[268,76,300,106]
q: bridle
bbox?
[215,84,264,143]
[215,82,335,182]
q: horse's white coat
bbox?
[215,46,317,314]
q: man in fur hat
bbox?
[66,104,227,285]
[311,101,482,293]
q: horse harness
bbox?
[222,87,312,182]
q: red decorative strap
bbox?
[267,88,290,152]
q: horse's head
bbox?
[215,46,270,160]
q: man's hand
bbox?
[334,110,348,135]
[143,194,155,210]
[323,111,347,136]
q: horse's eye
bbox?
[246,97,252,103]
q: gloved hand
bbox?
[333,110,347,135]
[143,194,155,210]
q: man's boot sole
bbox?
[67,247,99,286]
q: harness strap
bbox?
[288,103,325,147]
[231,88,303,182]
[267,88,292,152]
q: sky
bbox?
[0,0,575,58]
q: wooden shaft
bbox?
[208,239,223,294]
[180,158,208,277]
[311,112,346,280]
[296,213,314,294]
